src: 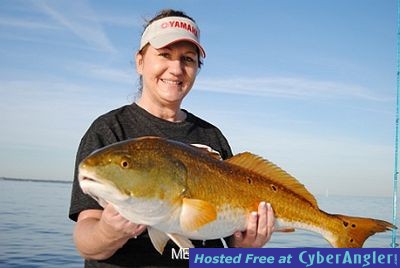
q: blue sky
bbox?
[0,0,397,197]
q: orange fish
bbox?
[78,136,396,253]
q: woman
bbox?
[69,9,275,267]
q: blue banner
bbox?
[189,248,399,268]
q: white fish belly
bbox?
[155,205,248,240]
[114,197,180,226]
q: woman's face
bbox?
[136,41,199,107]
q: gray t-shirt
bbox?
[69,103,233,267]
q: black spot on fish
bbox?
[247,178,252,184]
[271,185,277,192]
[351,224,356,228]
[350,238,354,243]
[343,221,349,227]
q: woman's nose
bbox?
[168,59,184,76]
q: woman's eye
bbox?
[182,56,195,64]
[159,53,170,58]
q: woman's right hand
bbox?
[74,204,146,260]
[99,204,147,241]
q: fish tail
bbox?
[329,214,396,247]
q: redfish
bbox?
[78,136,395,253]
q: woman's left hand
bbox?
[231,201,275,248]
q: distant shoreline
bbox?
[0,177,72,184]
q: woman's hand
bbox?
[98,204,147,241]
[74,204,147,260]
[231,201,275,248]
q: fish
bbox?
[78,136,396,253]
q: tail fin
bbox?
[330,214,396,248]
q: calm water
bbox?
[0,179,82,267]
[0,179,398,267]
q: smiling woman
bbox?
[69,8,275,268]
[136,42,200,121]
[135,12,204,119]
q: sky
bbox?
[0,0,397,197]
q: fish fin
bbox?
[329,214,396,247]
[167,233,194,249]
[147,227,170,254]
[180,198,217,232]
[226,152,318,207]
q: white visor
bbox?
[140,16,206,58]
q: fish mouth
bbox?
[78,169,110,207]
[78,170,101,189]
[79,176,98,184]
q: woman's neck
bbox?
[136,98,186,122]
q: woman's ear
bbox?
[135,52,144,75]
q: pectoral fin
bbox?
[147,227,170,254]
[180,198,217,232]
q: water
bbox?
[0,179,82,267]
[0,179,398,267]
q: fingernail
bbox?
[267,203,271,209]
[260,201,267,208]
[251,211,258,218]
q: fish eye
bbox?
[120,160,130,168]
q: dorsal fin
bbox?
[225,152,318,207]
